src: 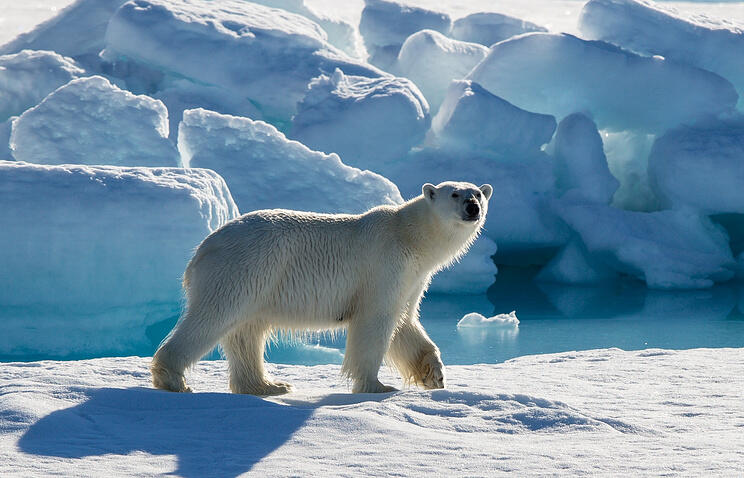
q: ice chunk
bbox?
[178,108,403,214]
[0,50,85,122]
[468,33,738,133]
[551,113,618,204]
[0,0,127,69]
[457,311,519,328]
[451,12,547,47]
[537,238,619,285]
[580,0,744,108]
[429,236,498,294]
[290,69,430,168]
[249,0,363,58]
[553,198,736,289]
[10,76,180,167]
[103,0,382,121]
[0,161,238,357]
[396,30,488,113]
[431,80,556,157]
[602,130,657,211]
[648,116,744,214]
[359,0,451,70]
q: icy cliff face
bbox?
[0,161,238,357]
[178,108,403,214]
[10,76,180,167]
[468,32,738,133]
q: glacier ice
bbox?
[396,30,488,113]
[580,0,744,108]
[648,116,744,214]
[0,160,238,357]
[11,76,180,167]
[553,198,736,289]
[290,68,430,167]
[468,32,738,133]
[178,108,403,214]
[551,113,618,204]
[0,50,85,122]
[451,12,547,47]
[359,0,451,70]
[431,80,556,158]
[0,0,127,70]
[102,0,382,121]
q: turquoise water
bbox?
[267,269,744,365]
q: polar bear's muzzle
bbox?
[463,200,481,221]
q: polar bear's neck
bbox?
[394,196,481,275]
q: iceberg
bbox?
[102,0,382,121]
[551,113,619,204]
[431,80,556,157]
[359,0,451,70]
[0,50,85,122]
[396,30,488,113]
[10,76,180,167]
[553,198,736,289]
[0,0,127,70]
[648,116,744,214]
[178,108,403,214]
[0,161,238,358]
[580,0,744,108]
[468,33,737,133]
[290,69,430,168]
[451,12,547,47]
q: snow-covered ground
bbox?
[1,348,742,476]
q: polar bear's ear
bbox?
[422,183,436,202]
[479,184,493,200]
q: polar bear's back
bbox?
[184,207,402,326]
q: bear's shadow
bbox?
[17,387,313,478]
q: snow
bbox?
[468,32,738,133]
[290,68,429,167]
[450,12,547,47]
[178,108,403,214]
[551,113,619,204]
[0,161,238,358]
[102,0,382,121]
[359,0,451,70]
[1,348,743,475]
[580,0,744,108]
[648,115,744,214]
[457,310,519,328]
[0,49,84,122]
[552,198,737,289]
[0,0,126,70]
[431,80,556,158]
[10,76,180,167]
[396,30,487,114]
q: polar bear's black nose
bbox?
[465,201,480,218]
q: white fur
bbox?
[151,181,492,395]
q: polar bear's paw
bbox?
[420,352,446,390]
[231,379,293,396]
[151,362,193,393]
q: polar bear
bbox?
[151,181,492,395]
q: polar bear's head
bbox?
[422,181,493,226]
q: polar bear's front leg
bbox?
[386,319,445,389]
[342,311,399,393]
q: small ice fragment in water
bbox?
[457,311,519,328]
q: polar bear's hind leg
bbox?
[222,321,292,396]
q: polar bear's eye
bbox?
[451,193,459,198]
[475,192,481,199]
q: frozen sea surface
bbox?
[1,348,742,476]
